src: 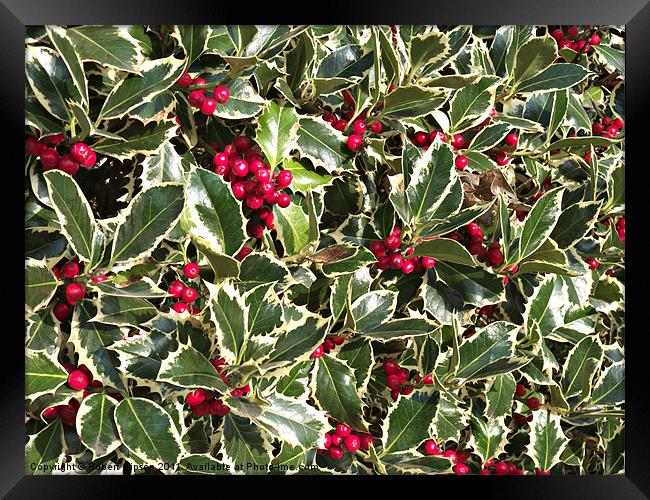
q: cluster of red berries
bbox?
[449,223,506,268]
[210,356,251,399]
[209,135,293,241]
[552,26,601,54]
[422,440,471,475]
[515,383,543,411]
[177,72,230,116]
[322,89,383,153]
[369,226,437,274]
[317,422,374,460]
[410,109,507,169]
[484,131,519,167]
[310,336,346,359]
[26,135,97,175]
[42,363,121,426]
[383,358,431,401]
[184,388,231,418]
[51,261,86,321]
[591,115,624,139]
[168,262,201,314]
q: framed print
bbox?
[5,1,650,497]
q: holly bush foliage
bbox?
[25,25,625,476]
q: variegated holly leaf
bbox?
[109,183,184,267]
[26,349,68,400]
[70,301,125,391]
[453,322,521,382]
[311,353,367,431]
[25,419,65,474]
[43,170,105,270]
[432,392,468,442]
[295,116,353,173]
[526,411,569,471]
[25,258,60,313]
[93,121,178,161]
[220,413,273,473]
[230,393,329,451]
[381,390,438,455]
[98,55,185,120]
[468,415,509,463]
[255,100,300,170]
[485,373,516,419]
[77,393,121,460]
[114,397,184,466]
[66,26,145,73]
[157,344,228,393]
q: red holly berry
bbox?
[567,26,579,38]
[495,462,510,475]
[388,253,404,270]
[58,404,78,426]
[69,143,90,165]
[192,77,207,88]
[451,134,466,149]
[335,423,352,437]
[214,86,230,104]
[186,389,206,406]
[310,344,325,359]
[182,263,199,280]
[65,283,85,304]
[592,122,604,135]
[181,287,198,304]
[527,397,541,411]
[535,468,551,475]
[40,147,59,166]
[26,136,42,155]
[42,406,59,421]
[247,222,264,239]
[515,383,526,397]
[420,256,436,269]
[479,469,492,475]
[346,134,364,152]
[68,370,89,391]
[333,119,347,132]
[484,458,494,468]
[551,28,564,41]
[453,463,470,475]
[328,446,343,460]
[400,385,414,395]
[231,181,247,200]
[200,96,216,115]
[191,401,209,417]
[352,120,366,135]
[246,194,264,210]
[322,113,337,124]
[53,303,69,322]
[343,434,361,452]
[505,132,519,147]
[423,439,439,455]
[177,72,193,88]
[277,193,291,208]
[455,155,468,169]
[233,136,251,153]
[275,169,293,188]
[332,337,345,346]
[168,280,186,298]
[495,150,510,166]
[383,358,399,375]
[443,449,458,463]
[359,433,375,451]
[172,302,189,314]
[386,374,401,390]
[188,90,205,107]
[369,241,386,257]
[401,259,415,274]
[394,368,408,384]
[613,117,624,129]
[61,261,80,279]
[486,247,504,267]
[369,121,383,134]
[585,258,599,270]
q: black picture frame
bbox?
[6,2,649,497]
